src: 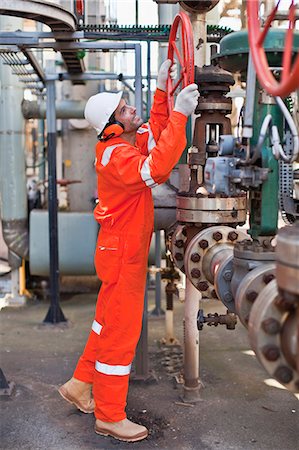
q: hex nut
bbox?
[191,268,201,279]
[261,318,281,335]
[263,273,275,284]
[211,289,218,299]
[261,344,280,361]
[223,270,232,281]
[223,292,233,302]
[175,253,184,261]
[228,231,238,241]
[246,290,258,303]
[212,231,223,242]
[191,252,201,263]
[175,239,184,248]
[274,366,293,384]
[199,239,209,249]
[197,281,209,291]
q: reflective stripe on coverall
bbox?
[74,89,187,422]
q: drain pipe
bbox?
[183,278,202,401]
[0,16,28,264]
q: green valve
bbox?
[76,50,86,60]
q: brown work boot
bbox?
[58,377,94,414]
[95,418,148,442]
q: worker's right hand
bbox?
[173,83,199,117]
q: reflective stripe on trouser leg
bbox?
[93,233,151,422]
[73,290,107,383]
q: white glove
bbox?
[157,59,177,92]
[174,83,199,117]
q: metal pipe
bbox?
[22,99,86,119]
[146,40,151,118]
[150,231,164,316]
[183,278,202,401]
[134,43,142,118]
[242,52,256,140]
[0,16,28,261]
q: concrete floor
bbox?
[0,284,298,450]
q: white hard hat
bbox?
[84,91,123,135]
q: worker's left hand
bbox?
[157,59,177,92]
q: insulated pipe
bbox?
[0,16,28,261]
[22,100,86,119]
[183,278,202,401]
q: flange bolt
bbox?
[191,252,201,262]
[274,366,293,384]
[213,232,223,242]
[261,344,280,361]
[228,231,238,241]
[175,239,184,248]
[191,268,201,278]
[175,253,184,261]
[263,273,275,284]
[197,281,209,291]
[246,291,258,303]
[199,239,209,249]
[261,318,281,335]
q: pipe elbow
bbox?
[2,219,29,260]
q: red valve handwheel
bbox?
[167,12,195,113]
[247,0,299,98]
[76,0,84,16]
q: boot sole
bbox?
[95,427,148,442]
[58,387,94,414]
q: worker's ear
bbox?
[99,120,125,141]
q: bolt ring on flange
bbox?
[184,226,248,299]
[235,263,276,328]
[170,224,187,273]
[248,279,299,393]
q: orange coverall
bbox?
[74,89,187,422]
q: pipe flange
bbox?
[276,225,299,300]
[170,224,187,273]
[248,280,299,393]
[235,263,276,328]
[214,254,235,312]
[184,226,248,298]
[176,194,247,224]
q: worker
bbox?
[58,59,199,442]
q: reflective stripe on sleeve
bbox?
[92,320,102,335]
[137,126,148,134]
[147,124,156,153]
[95,360,132,376]
[140,158,158,188]
[101,144,126,166]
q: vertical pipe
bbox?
[165,281,175,344]
[135,0,139,26]
[146,40,151,118]
[43,77,66,324]
[0,16,28,261]
[183,278,202,401]
[134,44,142,118]
[151,231,164,316]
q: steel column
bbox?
[43,78,66,324]
[134,274,149,379]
